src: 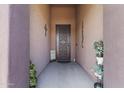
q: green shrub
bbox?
[93,40,104,81]
[94,40,104,57]
[29,61,37,88]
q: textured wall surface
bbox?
[8,5,30,88]
[30,5,50,76]
[104,5,124,88]
[50,5,76,61]
[0,4,9,88]
[76,5,103,80]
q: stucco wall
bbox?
[0,5,9,88]
[30,5,50,76]
[104,5,124,88]
[8,5,30,88]
[76,5,103,80]
[50,5,76,61]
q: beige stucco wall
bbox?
[8,5,30,88]
[50,5,76,61]
[30,5,50,76]
[104,5,124,88]
[76,5,103,80]
[0,5,9,88]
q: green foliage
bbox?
[29,61,37,88]
[93,40,104,81]
[94,64,104,75]
[94,40,104,57]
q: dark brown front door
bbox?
[56,24,71,62]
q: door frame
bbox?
[55,24,71,62]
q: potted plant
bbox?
[29,61,37,88]
[94,63,104,88]
[93,40,104,88]
[94,40,104,65]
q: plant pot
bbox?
[94,82,103,88]
[29,85,36,88]
[96,57,103,65]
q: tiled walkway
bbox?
[37,62,94,88]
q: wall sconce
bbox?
[44,24,48,36]
[81,21,84,48]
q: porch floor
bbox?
[37,62,94,88]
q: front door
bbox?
[56,24,71,62]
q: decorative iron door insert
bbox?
[56,24,71,62]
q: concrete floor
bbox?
[37,62,94,88]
